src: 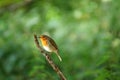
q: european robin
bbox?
[39,35,62,61]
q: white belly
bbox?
[43,46,52,52]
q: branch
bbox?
[34,34,67,80]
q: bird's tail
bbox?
[55,51,62,61]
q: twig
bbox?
[34,34,67,80]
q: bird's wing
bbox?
[48,37,58,50]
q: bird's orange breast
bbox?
[40,38,48,46]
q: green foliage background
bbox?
[0,0,120,80]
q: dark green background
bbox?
[0,0,120,80]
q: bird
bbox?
[38,35,62,61]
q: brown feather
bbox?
[47,36,58,50]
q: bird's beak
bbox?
[37,36,40,38]
[38,36,42,38]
